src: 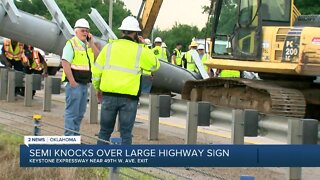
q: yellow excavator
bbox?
[140,0,320,119]
[183,0,320,119]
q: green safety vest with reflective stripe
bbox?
[3,39,25,61]
[152,45,168,62]
[61,37,94,83]
[30,50,44,71]
[92,39,160,96]
[220,70,241,77]
[173,48,182,66]
[185,50,197,72]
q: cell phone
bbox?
[86,36,91,42]
[134,33,139,43]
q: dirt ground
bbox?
[0,93,319,180]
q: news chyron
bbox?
[20,138,320,167]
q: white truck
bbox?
[44,52,61,75]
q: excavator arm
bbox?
[139,0,163,38]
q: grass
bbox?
[0,128,169,180]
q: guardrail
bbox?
[138,94,320,144]
[0,68,61,111]
[138,94,319,180]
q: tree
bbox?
[15,0,50,18]
[14,0,131,37]
[153,23,203,52]
[295,0,320,14]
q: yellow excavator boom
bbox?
[140,0,163,38]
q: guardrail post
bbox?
[0,68,8,100]
[51,77,61,94]
[232,109,245,144]
[197,102,211,126]
[186,101,198,144]
[288,119,318,180]
[301,119,318,144]
[244,109,259,137]
[32,74,42,91]
[7,70,16,102]
[288,118,302,180]
[159,95,171,118]
[148,94,159,140]
[108,137,121,180]
[24,74,33,107]
[89,84,98,124]
[43,77,52,112]
[33,114,42,136]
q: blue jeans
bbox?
[141,75,152,94]
[64,83,88,136]
[97,95,138,145]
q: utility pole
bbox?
[109,0,113,29]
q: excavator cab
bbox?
[211,0,294,60]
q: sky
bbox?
[121,0,211,30]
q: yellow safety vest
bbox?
[142,69,152,76]
[152,46,168,62]
[92,39,160,96]
[141,44,152,76]
[200,53,209,72]
[62,37,94,83]
[3,39,27,62]
[173,48,182,66]
[185,50,197,72]
[220,70,241,77]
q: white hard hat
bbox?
[145,38,152,46]
[161,42,167,48]
[74,18,90,29]
[154,37,162,43]
[118,16,141,32]
[197,44,205,50]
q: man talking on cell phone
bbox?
[61,18,99,136]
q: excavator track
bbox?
[182,78,306,118]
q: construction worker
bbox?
[23,45,48,97]
[197,44,210,75]
[182,41,198,72]
[23,45,48,76]
[141,38,154,94]
[92,16,160,144]
[0,38,28,96]
[61,18,99,136]
[152,37,168,62]
[144,38,152,49]
[161,42,170,62]
[0,38,27,70]
[171,42,182,67]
